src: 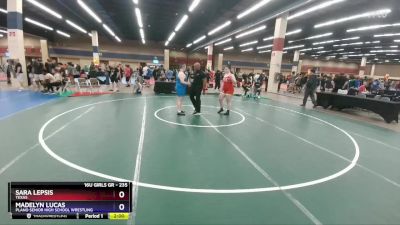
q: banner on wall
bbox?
[93,53,100,66]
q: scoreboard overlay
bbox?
[8,182,132,220]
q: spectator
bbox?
[301,69,318,108]
[125,65,132,87]
[215,70,222,90]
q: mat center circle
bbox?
[154,105,246,128]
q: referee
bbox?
[190,62,206,115]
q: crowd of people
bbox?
[2,58,400,110]
[276,70,400,107]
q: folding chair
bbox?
[89,78,101,93]
[62,77,77,92]
[77,78,91,93]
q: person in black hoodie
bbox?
[189,62,206,115]
[301,69,319,107]
[214,70,222,90]
[333,74,348,93]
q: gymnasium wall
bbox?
[0,34,398,77]
[365,64,400,77]
[300,59,360,75]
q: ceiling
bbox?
[1,0,400,64]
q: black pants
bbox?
[278,81,282,92]
[303,88,316,105]
[47,81,62,92]
[190,90,202,112]
[7,74,11,85]
[215,80,220,89]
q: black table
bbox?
[154,81,176,94]
[316,92,400,123]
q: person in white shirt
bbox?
[44,71,62,93]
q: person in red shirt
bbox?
[218,67,237,116]
[124,65,132,87]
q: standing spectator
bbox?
[325,75,333,92]
[333,74,347,93]
[301,69,318,108]
[277,73,285,92]
[125,65,132,87]
[215,70,222,90]
[15,60,24,91]
[320,74,327,92]
[383,74,391,90]
[26,61,32,86]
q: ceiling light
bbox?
[165,41,169,46]
[347,23,400,32]
[299,48,312,52]
[167,32,175,42]
[0,34,3,37]
[189,0,201,12]
[224,46,234,51]
[390,45,398,48]
[312,40,340,45]
[88,33,92,37]
[186,43,193,48]
[24,17,53,31]
[394,40,400,43]
[259,50,271,53]
[56,30,70,38]
[139,28,145,39]
[0,8,7,14]
[135,8,143,28]
[241,48,253,52]
[286,29,302,36]
[239,40,258,47]
[372,41,380,43]
[115,36,121,42]
[374,33,400,37]
[333,42,363,47]
[133,0,138,4]
[103,24,115,36]
[341,37,360,41]
[208,21,231,36]
[236,25,266,39]
[142,38,146,44]
[77,0,102,23]
[370,50,400,53]
[336,49,345,52]
[284,45,304,50]
[314,9,391,28]
[193,35,206,44]
[257,44,273,49]
[175,15,189,32]
[215,38,232,46]
[263,36,273,41]
[288,0,346,20]
[237,0,272,19]
[26,0,62,19]
[66,20,87,33]
[0,29,6,34]
[305,32,333,40]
